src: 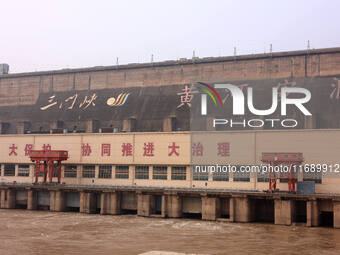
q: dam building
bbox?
[1,47,340,228]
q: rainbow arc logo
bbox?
[197,82,223,106]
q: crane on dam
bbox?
[29,150,68,183]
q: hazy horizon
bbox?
[1,0,339,73]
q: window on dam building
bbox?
[152,166,167,180]
[212,171,229,182]
[233,167,250,182]
[171,166,186,180]
[135,166,149,179]
[98,165,112,179]
[303,170,322,184]
[1,163,326,186]
[82,165,95,178]
[64,165,77,178]
[4,164,15,176]
[257,169,269,182]
[192,166,209,181]
[18,164,30,177]
[115,166,129,179]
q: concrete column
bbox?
[163,117,176,132]
[86,120,99,133]
[167,194,182,218]
[161,195,167,218]
[274,199,293,225]
[201,196,221,221]
[307,200,320,227]
[55,191,66,212]
[49,191,56,211]
[333,201,340,228]
[8,190,16,209]
[163,118,172,132]
[304,116,315,129]
[1,189,16,209]
[17,121,31,134]
[80,192,97,214]
[27,189,37,210]
[137,193,151,217]
[0,190,5,209]
[110,192,121,215]
[100,193,107,214]
[50,190,65,212]
[233,195,253,223]
[229,197,235,222]
[123,118,136,132]
[100,192,121,215]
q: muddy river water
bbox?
[0,209,339,255]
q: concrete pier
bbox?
[161,195,167,217]
[275,199,294,225]
[50,190,66,212]
[166,194,182,218]
[137,193,152,217]
[100,192,121,215]
[0,189,16,209]
[201,196,220,221]
[333,200,340,228]
[229,197,235,222]
[307,199,320,227]
[80,192,97,214]
[27,189,37,210]
[1,184,340,228]
[233,195,253,223]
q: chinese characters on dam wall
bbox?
[0,48,339,133]
[1,77,340,132]
[38,76,340,115]
[6,141,230,159]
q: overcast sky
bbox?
[1,0,340,73]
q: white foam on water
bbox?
[171,221,191,229]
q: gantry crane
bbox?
[29,150,68,183]
[261,152,303,193]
